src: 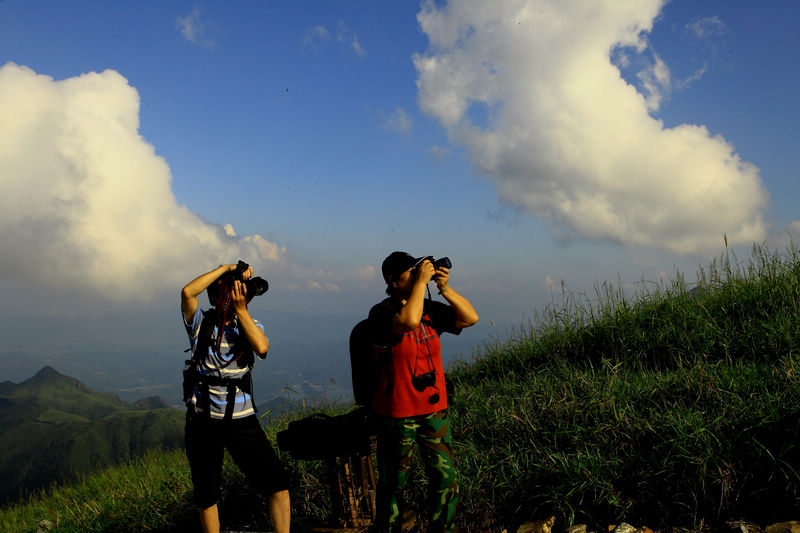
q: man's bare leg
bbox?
[199,503,220,533]
[269,490,291,533]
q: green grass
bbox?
[2,242,800,532]
[0,416,332,533]
[445,242,800,530]
[0,448,194,532]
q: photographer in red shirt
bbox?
[369,252,478,533]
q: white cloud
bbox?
[305,280,342,292]
[303,25,331,48]
[688,16,726,40]
[636,53,671,112]
[336,20,348,43]
[352,36,367,58]
[384,107,413,134]
[414,0,768,255]
[766,221,800,251]
[350,265,377,284]
[176,8,216,48]
[337,21,367,58]
[303,22,365,58]
[282,279,341,292]
[0,63,288,300]
[673,14,727,89]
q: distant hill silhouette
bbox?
[0,366,183,504]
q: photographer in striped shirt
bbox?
[181,261,290,533]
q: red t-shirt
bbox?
[368,298,461,418]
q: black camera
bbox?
[414,257,451,284]
[222,260,269,297]
[412,371,440,404]
[411,370,437,392]
[416,256,452,270]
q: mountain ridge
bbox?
[0,365,183,503]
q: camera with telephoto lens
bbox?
[416,256,452,271]
[222,260,269,297]
[414,256,451,283]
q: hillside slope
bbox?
[444,245,800,530]
[1,245,799,532]
[0,366,183,503]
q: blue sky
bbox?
[0,1,798,398]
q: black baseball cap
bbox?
[381,251,425,282]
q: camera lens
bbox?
[433,257,452,269]
[245,277,269,296]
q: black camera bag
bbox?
[277,407,376,460]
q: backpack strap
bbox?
[193,373,245,421]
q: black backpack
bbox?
[276,407,375,460]
[349,318,378,407]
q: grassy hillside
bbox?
[0,367,184,504]
[2,243,799,532]
[446,243,800,530]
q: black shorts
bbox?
[185,409,290,509]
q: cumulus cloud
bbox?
[0,62,287,300]
[414,0,768,255]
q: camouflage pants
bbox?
[375,410,458,533]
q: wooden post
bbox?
[342,460,359,526]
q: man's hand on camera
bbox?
[221,263,252,280]
[416,260,435,285]
[232,280,248,313]
[434,266,450,293]
[229,276,269,355]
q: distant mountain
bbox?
[131,396,170,410]
[0,366,184,504]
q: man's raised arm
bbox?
[180,264,239,323]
